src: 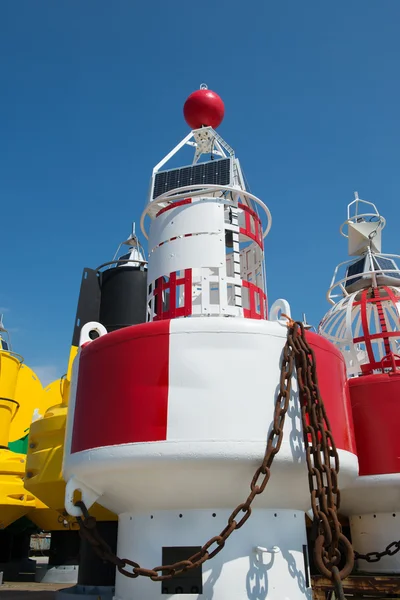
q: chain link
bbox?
[74,320,361,591]
[355,540,400,563]
[331,566,346,600]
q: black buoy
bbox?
[65,228,148,594]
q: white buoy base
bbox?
[350,512,400,573]
[113,509,312,600]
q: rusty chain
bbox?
[293,320,400,574]
[354,540,400,563]
[288,321,354,581]
[331,566,346,600]
[75,319,355,590]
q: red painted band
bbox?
[354,331,400,343]
[238,202,261,225]
[349,373,400,476]
[352,286,400,307]
[306,332,356,455]
[238,201,264,250]
[152,270,192,321]
[70,322,356,458]
[242,280,267,320]
[71,321,170,453]
[156,198,192,217]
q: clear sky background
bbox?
[2,1,400,385]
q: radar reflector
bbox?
[348,220,382,256]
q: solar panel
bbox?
[346,257,367,286]
[373,256,400,280]
[152,158,231,200]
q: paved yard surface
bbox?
[0,582,73,599]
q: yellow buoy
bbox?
[0,320,68,532]
[0,333,36,529]
[9,364,51,443]
[25,345,116,521]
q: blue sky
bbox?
[2,1,400,384]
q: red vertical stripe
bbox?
[306,332,356,454]
[360,288,375,365]
[71,321,170,453]
[243,281,267,320]
[169,272,177,319]
[184,269,192,317]
[248,282,256,316]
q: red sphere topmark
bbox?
[183,84,225,130]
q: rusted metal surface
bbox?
[312,574,400,598]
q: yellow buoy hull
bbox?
[0,448,36,529]
[28,497,79,531]
[0,347,70,530]
[25,361,116,522]
[0,349,37,528]
[9,364,52,443]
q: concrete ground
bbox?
[0,582,73,599]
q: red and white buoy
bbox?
[62,88,358,600]
[319,193,400,573]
